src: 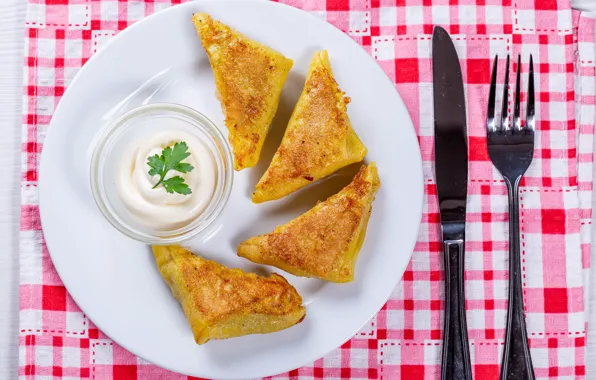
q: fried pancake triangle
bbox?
[239,163,380,283]
[192,13,293,171]
[252,50,367,203]
[153,245,305,344]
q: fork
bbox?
[486,54,535,380]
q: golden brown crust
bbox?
[192,13,293,170]
[153,245,305,344]
[252,50,367,203]
[239,163,380,282]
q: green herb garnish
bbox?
[147,141,194,195]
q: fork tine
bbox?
[500,54,510,132]
[487,55,498,133]
[526,54,535,133]
[513,54,522,131]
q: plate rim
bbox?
[38,0,425,378]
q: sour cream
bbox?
[116,130,216,231]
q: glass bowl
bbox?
[90,103,233,244]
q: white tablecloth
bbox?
[0,1,594,379]
[0,0,28,378]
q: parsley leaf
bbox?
[147,141,194,195]
[173,162,194,173]
[162,176,192,195]
[147,154,164,177]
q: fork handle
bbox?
[441,236,472,380]
[501,178,535,380]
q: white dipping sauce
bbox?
[116,130,216,230]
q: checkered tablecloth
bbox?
[18,0,596,379]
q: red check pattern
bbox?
[18,1,595,379]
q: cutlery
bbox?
[432,26,473,380]
[486,54,536,380]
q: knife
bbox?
[432,26,472,380]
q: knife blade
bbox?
[432,26,472,380]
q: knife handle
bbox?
[441,239,472,380]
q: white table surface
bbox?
[1,1,595,379]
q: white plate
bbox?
[38,1,423,378]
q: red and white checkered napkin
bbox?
[18,0,596,379]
